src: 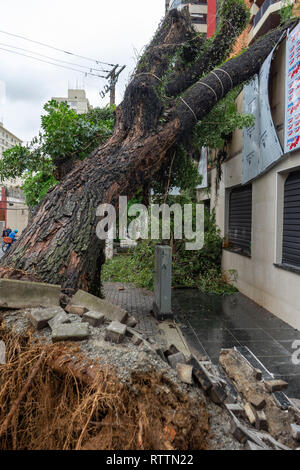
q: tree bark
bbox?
[0,6,296,296]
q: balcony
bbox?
[248,0,287,44]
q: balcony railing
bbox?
[253,0,281,27]
[170,0,207,8]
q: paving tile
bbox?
[194,328,237,343]
[267,328,300,341]
[200,340,241,359]
[229,328,269,342]
[244,340,291,357]
[256,356,300,376]
[277,340,300,354]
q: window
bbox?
[282,170,300,268]
[191,14,207,24]
[228,184,252,256]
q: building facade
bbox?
[0,121,22,160]
[0,122,28,234]
[52,89,92,114]
[197,14,300,330]
[167,0,217,36]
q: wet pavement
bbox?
[172,289,300,399]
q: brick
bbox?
[264,379,288,393]
[176,363,193,385]
[168,352,186,369]
[164,344,180,358]
[126,315,138,328]
[0,340,6,364]
[208,381,227,405]
[48,311,72,330]
[27,306,65,330]
[52,323,90,342]
[226,403,246,419]
[193,369,212,391]
[291,423,300,441]
[82,311,105,327]
[244,403,257,425]
[65,304,88,316]
[255,410,268,431]
[105,321,127,343]
[249,394,266,410]
[245,440,268,450]
[131,335,142,346]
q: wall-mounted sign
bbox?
[242,36,284,184]
[285,23,300,153]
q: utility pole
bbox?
[100,64,126,106]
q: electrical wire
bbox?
[0,29,115,67]
[0,42,111,74]
[0,46,107,79]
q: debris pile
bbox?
[0,284,299,450]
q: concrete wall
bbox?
[204,38,300,330]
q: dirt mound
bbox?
[0,326,211,450]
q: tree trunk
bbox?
[0,6,296,296]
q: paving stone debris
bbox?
[27,307,65,330]
[105,321,127,343]
[48,311,72,331]
[249,394,266,410]
[65,304,88,316]
[51,322,90,342]
[291,424,300,441]
[168,352,186,369]
[264,379,288,393]
[82,311,105,327]
[176,363,193,385]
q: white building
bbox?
[0,122,28,234]
[0,121,22,159]
[52,89,92,114]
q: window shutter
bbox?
[282,170,300,268]
[228,184,252,255]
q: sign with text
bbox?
[242,37,284,184]
[285,23,300,153]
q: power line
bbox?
[0,29,114,67]
[0,42,111,74]
[0,46,107,79]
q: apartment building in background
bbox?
[197,3,300,330]
[52,89,92,114]
[167,0,217,37]
[0,122,28,234]
[0,121,22,159]
[248,0,297,44]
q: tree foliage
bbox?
[0,101,115,207]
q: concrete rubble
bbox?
[0,279,299,450]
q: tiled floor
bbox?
[103,281,159,340]
[172,289,300,399]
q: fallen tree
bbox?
[0,1,297,296]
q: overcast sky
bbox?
[0,0,165,142]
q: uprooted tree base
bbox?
[0,325,210,450]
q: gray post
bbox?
[153,245,173,320]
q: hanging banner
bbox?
[242,37,284,184]
[285,23,300,153]
[196,147,208,189]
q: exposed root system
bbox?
[0,325,211,450]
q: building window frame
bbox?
[225,183,253,257]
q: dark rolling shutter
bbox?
[282,170,300,268]
[228,184,252,255]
